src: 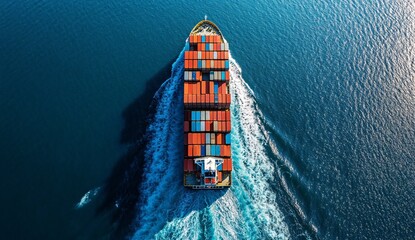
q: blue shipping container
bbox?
[211,145,216,155]
[202,35,205,42]
[201,145,206,156]
[225,134,231,144]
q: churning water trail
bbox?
[131,43,297,239]
[75,186,102,209]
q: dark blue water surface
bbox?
[1,0,414,239]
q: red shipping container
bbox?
[225,71,230,80]
[226,121,231,132]
[189,159,194,171]
[187,84,192,94]
[225,52,229,60]
[222,159,227,171]
[206,59,210,69]
[218,83,224,93]
[184,121,189,132]
[226,94,231,104]
[226,111,230,121]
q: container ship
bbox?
[183,19,232,189]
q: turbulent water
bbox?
[130,45,301,239]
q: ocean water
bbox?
[1,0,414,239]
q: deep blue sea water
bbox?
[1,0,414,239]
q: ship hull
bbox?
[183,20,232,189]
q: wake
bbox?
[130,46,292,240]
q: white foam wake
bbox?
[75,186,101,209]
[130,46,292,240]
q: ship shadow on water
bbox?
[96,58,226,239]
[95,59,174,239]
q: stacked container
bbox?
[184,33,232,186]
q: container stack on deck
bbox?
[183,34,232,187]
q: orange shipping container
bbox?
[184,83,188,94]
[217,134,223,144]
[188,145,193,156]
[226,121,231,132]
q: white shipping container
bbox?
[201,111,205,121]
[206,111,210,120]
[198,51,202,59]
[214,52,217,59]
